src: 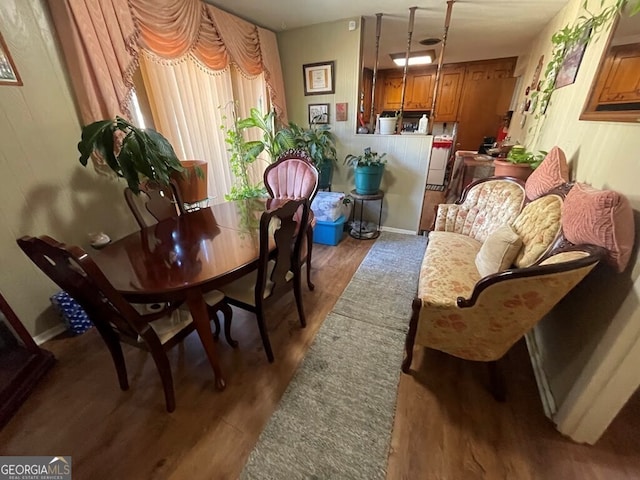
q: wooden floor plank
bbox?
[1,235,639,479]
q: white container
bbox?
[379,117,396,135]
[311,191,345,222]
[418,114,428,134]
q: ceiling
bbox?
[207,1,570,69]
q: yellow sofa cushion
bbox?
[512,194,562,267]
[419,231,482,307]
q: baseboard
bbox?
[33,323,66,346]
[380,226,417,235]
[525,330,557,419]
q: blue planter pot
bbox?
[354,164,385,195]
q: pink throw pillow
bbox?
[562,183,635,272]
[525,146,570,200]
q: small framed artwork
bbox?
[555,31,590,89]
[335,102,348,121]
[303,61,335,95]
[308,103,329,124]
[0,31,22,86]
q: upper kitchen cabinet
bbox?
[378,71,405,111]
[432,65,465,122]
[407,71,434,109]
[375,66,436,112]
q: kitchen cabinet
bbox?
[378,72,405,111]
[433,65,465,122]
[407,71,434,109]
[596,43,640,105]
[375,66,436,113]
[374,57,517,131]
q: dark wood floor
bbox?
[2,236,639,479]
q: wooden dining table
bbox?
[92,198,279,391]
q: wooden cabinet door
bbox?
[380,73,406,111]
[598,43,640,105]
[433,66,465,122]
[408,72,434,109]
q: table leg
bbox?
[186,290,226,391]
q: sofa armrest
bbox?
[456,245,603,309]
[434,203,464,233]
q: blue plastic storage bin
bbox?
[313,215,346,246]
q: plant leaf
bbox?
[77,119,113,166]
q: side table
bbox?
[349,190,384,240]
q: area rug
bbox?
[241,231,428,479]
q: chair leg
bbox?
[488,360,506,402]
[210,310,221,341]
[220,302,237,348]
[142,331,176,412]
[305,225,315,291]
[254,305,274,363]
[402,298,422,374]
[293,272,306,328]
[93,322,129,391]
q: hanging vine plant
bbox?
[532,0,640,117]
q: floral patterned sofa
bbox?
[401,171,627,399]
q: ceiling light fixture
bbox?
[390,50,436,67]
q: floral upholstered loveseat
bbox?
[401,166,634,398]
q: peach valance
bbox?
[48,0,287,124]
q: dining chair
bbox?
[264,149,319,291]
[124,179,233,345]
[123,179,186,229]
[220,198,310,362]
[17,235,228,412]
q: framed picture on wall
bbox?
[555,30,590,89]
[303,61,335,95]
[308,103,329,124]
[0,31,22,86]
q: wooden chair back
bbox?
[256,198,309,304]
[17,235,201,412]
[124,180,186,228]
[17,235,147,341]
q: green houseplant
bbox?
[493,145,547,181]
[344,147,387,195]
[77,116,187,195]
[284,122,338,189]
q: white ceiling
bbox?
[207,1,570,69]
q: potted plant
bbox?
[344,147,387,195]
[234,107,296,163]
[77,116,206,202]
[284,122,337,189]
[493,145,547,181]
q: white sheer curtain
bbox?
[139,52,270,203]
[231,67,270,187]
